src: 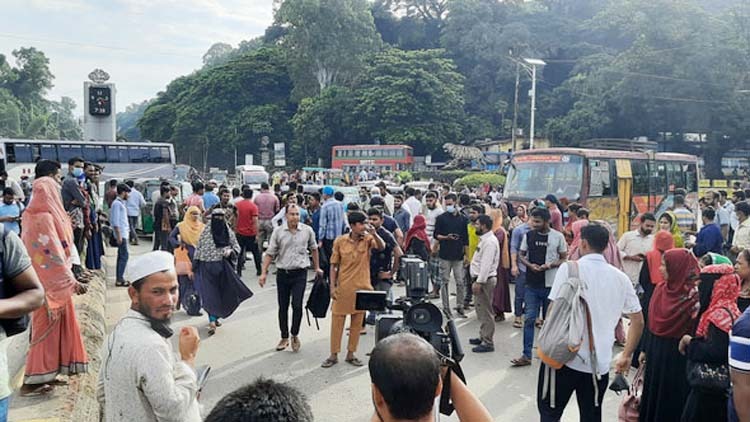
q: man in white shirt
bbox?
[705,190,730,241]
[617,213,656,290]
[539,224,644,421]
[403,187,422,224]
[469,215,500,353]
[98,252,202,422]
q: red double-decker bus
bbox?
[331,144,413,172]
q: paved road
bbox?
[105,241,622,421]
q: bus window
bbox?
[667,162,685,191]
[632,160,650,195]
[8,143,34,163]
[651,163,667,195]
[148,147,169,163]
[684,163,698,192]
[130,146,149,163]
[105,146,129,163]
[40,144,57,161]
[83,145,106,163]
[57,145,83,163]
[589,159,612,197]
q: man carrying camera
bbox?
[468,215,500,353]
[368,333,492,422]
[322,211,385,368]
[366,207,403,325]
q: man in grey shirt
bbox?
[260,204,323,353]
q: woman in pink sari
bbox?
[20,176,88,396]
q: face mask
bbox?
[445,205,456,214]
[72,168,84,177]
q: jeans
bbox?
[154,230,171,252]
[236,234,262,276]
[463,265,473,305]
[128,216,139,242]
[0,396,8,422]
[523,287,550,359]
[439,259,465,318]
[277,269,307,338]
[116,241,129,282]
[537,364,609,422]
[514,271,527,317]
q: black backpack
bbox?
[305,275,330,330]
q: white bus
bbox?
[0,139,176,180]
[236,165,269,190]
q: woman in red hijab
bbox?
[404,215,431,261]
[679,264,740,421]
[639,249,700,422]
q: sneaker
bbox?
[469,338,482,345]
[472,344,495,353]
[455,309,468,319]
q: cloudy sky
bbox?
[0,0,274,115]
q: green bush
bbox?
[453,172,505,188]
[397,170,413,183]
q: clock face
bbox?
[89,86,111,116]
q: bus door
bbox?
[586,158,620,235]
[615,159,633,236]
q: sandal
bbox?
[535,318,544,328]
[345,356,364,367]
[321,358,338,368]
[215,320,222,327]
[511,356,532,367]
[513,317,523,328]
[115,280,130,287]
[208,323,217,336]
[20,384,54,397]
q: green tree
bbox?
[351,48,465,153]
[202,42,234,67]
[275,0,382,98]
[117,100,151,140]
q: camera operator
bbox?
[366,207,403,325]
[368,333,492,422]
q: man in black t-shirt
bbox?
[366,208,403,324]
[434,193,469,319]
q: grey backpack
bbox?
[537,261,600,408]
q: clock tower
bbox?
[83,69,116,142]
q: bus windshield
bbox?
[243,172,268,184]
[503,154,584,200]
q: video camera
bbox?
[355,256,464,363]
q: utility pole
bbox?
[511,63,520,153]
[523,58,545,150]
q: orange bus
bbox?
[502,148,700,236]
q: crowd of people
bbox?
[2,155,750,421]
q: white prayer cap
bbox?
[124,251,175,284]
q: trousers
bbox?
[330,313,365,354]
[277,269,307,338]
[514,271,527,317]
[236,234,262,275]
[537,364,608,422]
[116,241,129,282]
[439,259,465,318]
[475,277,496,346]
[257,219,274,250]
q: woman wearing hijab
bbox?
[404,215,431,261]
[567,219,590,260]
[639,249,700,422]
[84,164,104,270]
[489,209,511,321]
[20,177,88,396]
[169,206,205,316]
[509,204,528,231]
[678,264,740,421]
[659,211,685,248]
[193,208,253,335]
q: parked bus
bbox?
[331,144,413,173]
[502,148,700,236]
[0,139,176,180]
[236,165,269,190]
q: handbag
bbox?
[618,364,644,422]
[174,246,192,276]
[685,307,734,393]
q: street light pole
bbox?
[523,58,545,150]
[530,64,537,150]
[511,63,520,153]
